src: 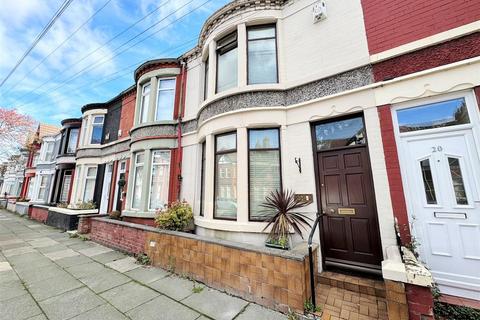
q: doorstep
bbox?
[318,271,386,298]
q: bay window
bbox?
[204,58,209,100]
[37,175,48,201]
[44,142,54,161]
[200,142,206,216]
[139,83,150,124]
[214,132,237,219]
[90,116,104,144]
[247,25,278,84]
[155,79,176,121]
[248,129,281,220]
[83,167,97,202]
[131,153,144,209]
[67,128,79,154]
[27,177,35,199]
[148,150,171,210]
[216,32,238,93]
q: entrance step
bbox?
[318,271,386,299]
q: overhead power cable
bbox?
[16,0,212,107]
[0,0,74,88]
[5,0,113,95]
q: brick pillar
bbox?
[405,284,434,320]
[77,216,92,234]
[377,105,411,245]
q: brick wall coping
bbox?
[78,213,108,219]
[15,202,31,206]
[91,217,312,261]
[31,204,50,210]
[49,207,98,215]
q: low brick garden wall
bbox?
[79,216,317,313]
[31,205,49,223]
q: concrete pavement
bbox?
[0,209,286,320]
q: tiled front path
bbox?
[0,210,285,320]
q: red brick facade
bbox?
[361,0,480,54]
[373,32,480,81]
[30,206,49,223]
[119,89,136,138]
[377,105,411,245]
[405,284,434,320]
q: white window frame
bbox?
[36,175,48,201]
[59,170,72,203]
[113,160,127,209]
[139,83,151,124]
[44,141,54,161]
[82,166,97,202]
[131,153,145,210]
[66,128,79,154]
[90,116,104,145]
[155,78,176,121]
[147,150,171,211]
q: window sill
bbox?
[122,210,157,218]
[131,121,178,132]
[194,216,269,233]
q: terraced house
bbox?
[4,0,480,319]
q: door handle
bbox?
[329,208,335,214]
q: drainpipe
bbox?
[176,59,187,200]
[308,213,321,308]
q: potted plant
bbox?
[261,189,312,250]
[109,210,121,220]
[155,200,194,232]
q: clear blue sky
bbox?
[0,0,229,125]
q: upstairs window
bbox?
[216,32,238,93]
[140,83,151,124]
[44,142,54,161]
[247,25,278,84]
[67,128,79,154]
[155,78,176,121]
[90,116,104,144]
[204,58,209,100]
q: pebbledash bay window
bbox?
[132,153,145,209]
[155,79,176,121]
[247,24,278,85]
[216,32,238,93]
[214,132,237,219]
[248,129,282,220]
[139,83,150,124]
[148,150,171,211]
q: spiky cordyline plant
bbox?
[261,189,312,246]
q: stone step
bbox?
[318,271,386,299]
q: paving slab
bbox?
[125,266,169,284]
[100,281,159,313]
[78,245,113,257]
[0,293,43,320]
[28,238,59,248]
[7,252,49,266]
[0,269,19,283]
[148,275,194,300]
[39,286,104,320]
[26,273,84,301]
[105,256,140,273]
[55,254,93,268]
[44,248,79,261]
[66,261,107,279]
[24,314,48,320]
[79,270,131,293]
[90,250,127,264]
[182,288,249,320]
[0,280,28,301]
[127,295,200,320]
[16,264,67,284]
[68,241,98,251]
[0,261,12,272]
[3,246,36,257]
[0,238,24,246]
[70,303,129,320]
[235,303,285,320]
[36,244,69,254]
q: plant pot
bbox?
[265,241,290,250]
[182,220,195,233]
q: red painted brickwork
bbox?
[89,218,146,254]
[119,89,136,138]
[122,217,156,227]
[377,105,411,244]
[475,86,480,107]
[373,33,480,81]
[361,0,480,54]
[30,207,49,223]
[405,284,434,320]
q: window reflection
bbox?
[448,157,468,205]
[397,98,469,133]
[420,159,437,205]
[315,117,366,151]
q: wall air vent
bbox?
[313,0,327,23]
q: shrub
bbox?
[155,201,193,232]
[76,201,96,210]
[109,210,121,220]
[57,202,68,208]
[434,301,480,320]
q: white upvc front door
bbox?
[100,163,113,214]
[394,92,480,300]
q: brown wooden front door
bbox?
[313,115,382,270]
